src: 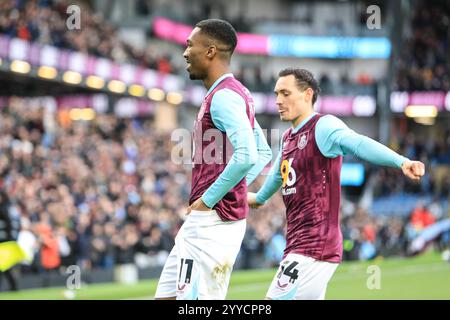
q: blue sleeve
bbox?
[245,120,272,186]
[315,115,408,168]
[201,89,258,208]
[255,142,283,205]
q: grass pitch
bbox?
[0,250,449,300]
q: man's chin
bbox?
[188,72,200,80]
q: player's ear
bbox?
[304,88,313,103]
[206,45,217,59]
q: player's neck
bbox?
[203,66,231,90]
[292,109,314,128]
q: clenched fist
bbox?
[401,160,425,181]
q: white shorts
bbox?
[155,210,246,300]
[266,253,339,300]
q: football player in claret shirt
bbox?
[155,19,272,300]
[248,68,425,300]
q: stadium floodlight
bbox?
[10,60,31,74]
[81,108,96,121]
[148,88,165,101]
[413,117,436,125]
[63,71,82,85]
[69,108,96,121]
[86,75,105,89]
[38,66,58,80]
[69,108,82,121]
[404,105,438,118]
[108,80,126,94]
[129,84,145,97]
[166,92,183,105]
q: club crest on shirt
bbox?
[298,131,309,150]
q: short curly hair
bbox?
[195,19,237,55]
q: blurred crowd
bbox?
[0,101,185,278]
[372,132,450,198]
[340,202,450,262]
[0,0,174,73]
[4,0,450,95]
[0,0,377,95]
[395,0,450,92]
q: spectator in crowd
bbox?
[409,202,436,234]
[0,190,20,291]
[17,217,38,272]
[36,216,61,287]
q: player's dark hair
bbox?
[195,19,237,55]
[279,68,321,105]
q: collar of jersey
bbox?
[291,112,318,135]
[205,73,234,97]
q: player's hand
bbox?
[187,197,211,214]
[401,160,425,181]
[248,192,263,209]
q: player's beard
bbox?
[188,68,206,81]
[189,72,200,80]
[187,62,207,81]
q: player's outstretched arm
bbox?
[316,115,426,178]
